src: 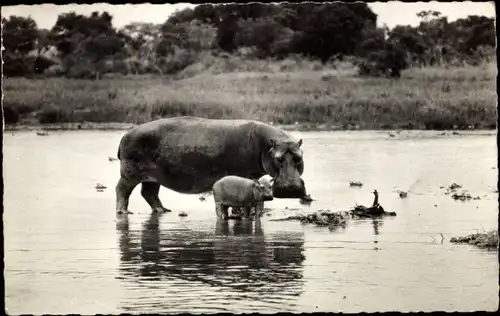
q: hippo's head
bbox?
[252,178,274,202]
[261,138,306,199]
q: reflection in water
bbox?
[372,219,383,236]
[116,213,306,312]
[4,131,498,313]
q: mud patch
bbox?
[450,231,498,250]
[442,183,481,201]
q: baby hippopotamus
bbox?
[212,175,274,220]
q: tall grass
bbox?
[3,56,497,130]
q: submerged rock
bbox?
[397,190,408,198]
[451,192,481,201]
[442,183,480,201]
[351,190,397,218]
[349,181,363,187]
[450,231,498,250]
[95,183,107,190]
[178,211,188,217]
[299,194,314,204]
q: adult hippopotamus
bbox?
[115,116,306,214]
[213,175,274,220]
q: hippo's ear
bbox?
[297,139,303,147]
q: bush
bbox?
[3,106,20,124]
[3,56,36,77]
[357,44,408,78]
[37,107,71,124]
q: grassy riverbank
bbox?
[3,62,497,130]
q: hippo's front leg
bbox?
[215,202,229,220]
[254,202,264,218]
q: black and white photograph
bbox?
[2,1,498,314]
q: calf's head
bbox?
[252,178,274,202]
[261,138,306,198]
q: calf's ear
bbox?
[297,139,303,147]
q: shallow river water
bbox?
[3,130,499,314]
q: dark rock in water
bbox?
[450,231,498,249]
[451,192,480,201]
[397,190,408,198]
[299,194,314,204]
[442,183,479,201]
[350,189,396,218]
[178,211,188,217]
[349,181,363,187]
[95,183,107,190]
[351,205,396,218]
[36,131,49,136]
[108,157,118,162]
[448,183,462,190]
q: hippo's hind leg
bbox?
[141,182,171,213]
[116,177,139,214]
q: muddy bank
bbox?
[3,122,137,131]
[3,121,497,134]
[450,231,498,250]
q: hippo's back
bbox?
[118,117,257,161]
[213,175,256,206]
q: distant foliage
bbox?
[2,16,39,77]
[1,4,496,79]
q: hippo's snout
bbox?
[262,195,274,202]
[272,181,306,199]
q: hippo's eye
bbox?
[293,155,302,163]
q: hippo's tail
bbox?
[117,137,124,160]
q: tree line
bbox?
[2,3,496,79]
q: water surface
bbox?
[4,130,498,314]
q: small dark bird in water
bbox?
[199,195,206,201]
[36,131,49,136]
[397,190,408,198]
[95,183,107,190]
[388,132,396,137]
[179,211,188,217]
[108,157,118,162]
[349,181,363,187]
